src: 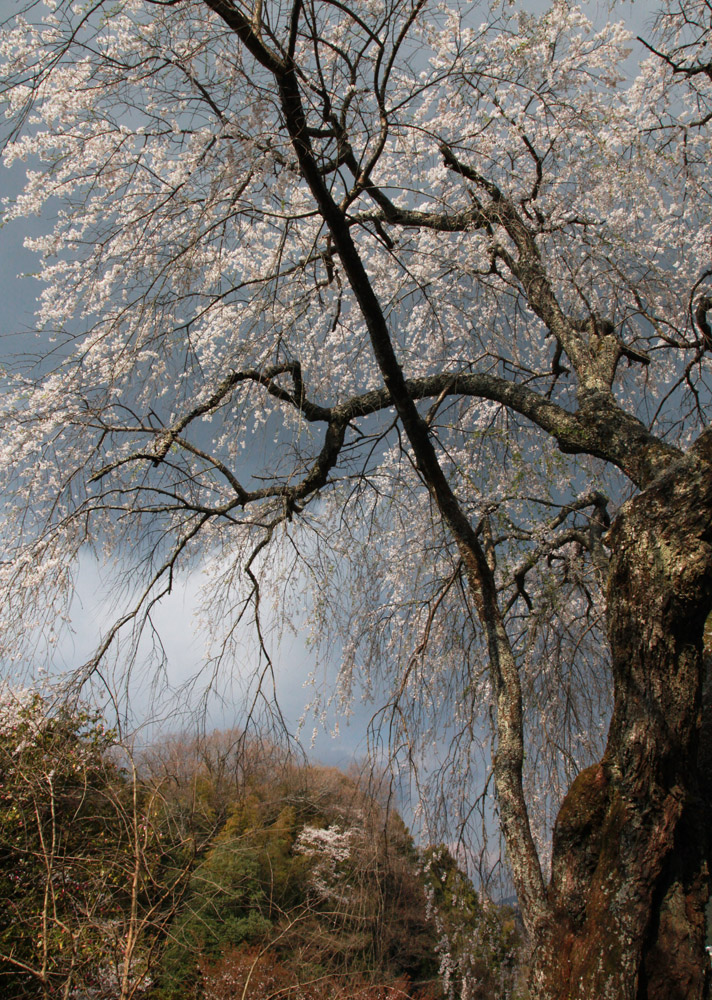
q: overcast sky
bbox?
[0,143,368,768]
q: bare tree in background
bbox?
[0,687,200,1000]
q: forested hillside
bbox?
[0,691,520,1000]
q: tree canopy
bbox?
[1,1,711,996]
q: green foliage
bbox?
[158,831,274,997]
[0,703,520,1000]
[153,755,445,998]
[423,846,522,999]
[0,689,200,1000]
[0,689,124,998]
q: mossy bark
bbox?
[529,439,712,999]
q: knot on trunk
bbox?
[550,763,610,926]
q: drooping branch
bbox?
[265,39,551,932]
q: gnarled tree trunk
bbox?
[530,436,712,999]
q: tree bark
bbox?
[529,433,712,999]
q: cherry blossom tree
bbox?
[1,0,711,996]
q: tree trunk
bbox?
[529,435,712,999]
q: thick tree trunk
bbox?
[529,436,712,999]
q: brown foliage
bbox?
[201,947,442,1000]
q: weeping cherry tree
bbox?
[1,0,711,996]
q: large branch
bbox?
[201,0,285,73]
[348,148,677,484]
[195,0,550,924]
[90,352,679,522]
[334,372,677,489]
[357,147,621,395]
[272,55,551,932]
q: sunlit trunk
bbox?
[529,444,712,999]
